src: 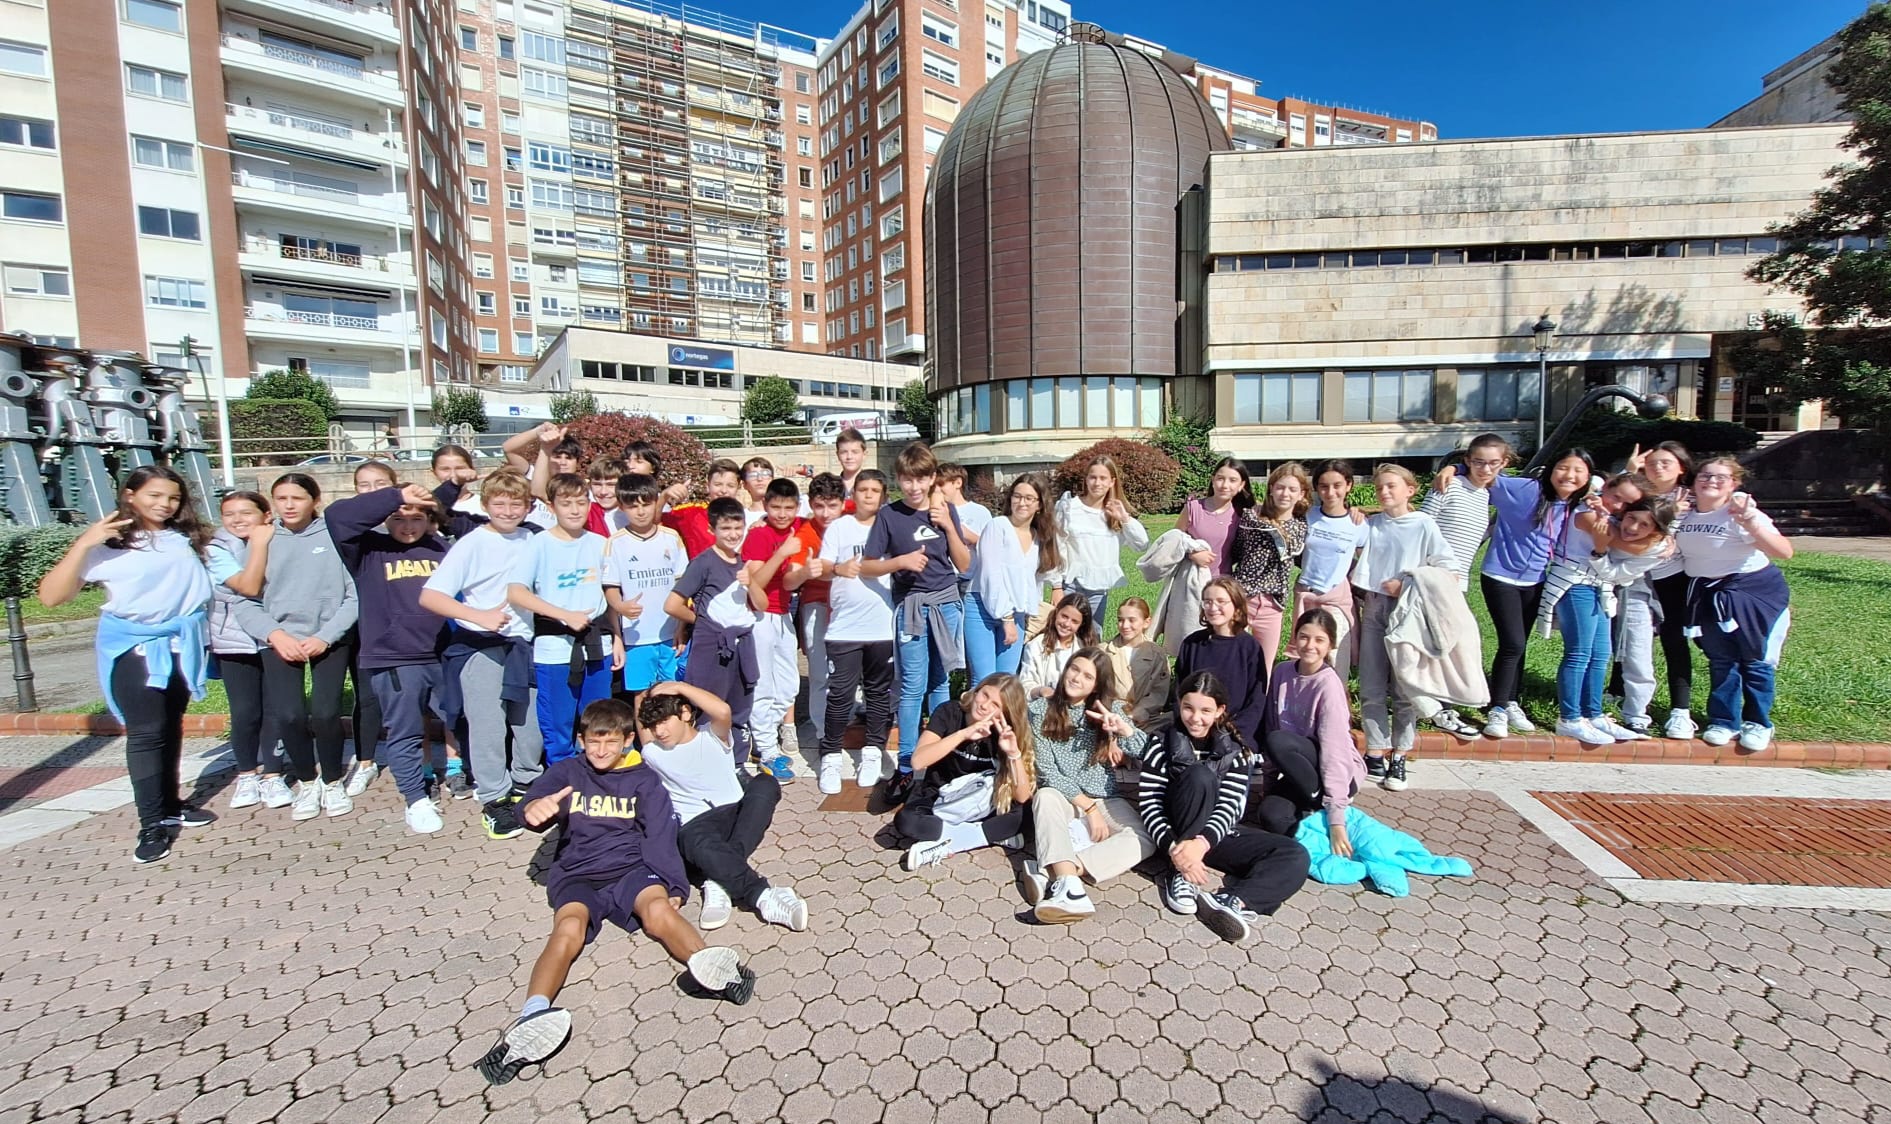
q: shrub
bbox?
[1051,439,1183,514]
[562,413,712,498]
[1150,413,1227,509]
[897,379,935,439]
[1557,412,1760,470]
[0,524,83,596]
[550,389,601,424]
[432,386,490,433]
[245,368,339,420]
[213,398,326,465]
[741,376,799,425]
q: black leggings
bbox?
[1650,571,1695,710]
[262,641,353,784]
[350,644,381,764]
[218,652,268,773]
[1480,574,1542,708]
[676,775,781,909]
[1250,729,1326,836]
[109,650,189,831]
[1165,763,1310,915]
[891,799,1028,849]
[822,640,894,757]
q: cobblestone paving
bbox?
[0,761,1888,1124]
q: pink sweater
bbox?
[1263,659,1364,828]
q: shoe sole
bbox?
[324,803,353,818]
[687,947,742,992]
[1163,896,1198,916]
[132,845,172,864]
[291,805,321,821]
[1383,777,1408,791]
[1020,878,1045,907]
[1196,899,1252,943]
[903,844,948,872]
[781,900,809,932]
[408,820,443,834]
[1033,902,1093,924]
[484,821,524,841]
[228,796,260,809]
[477,1009,572,1085]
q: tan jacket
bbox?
[1384,565,1491,710]
[1104,637,1173,729]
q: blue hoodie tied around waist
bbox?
[95,611,210,721]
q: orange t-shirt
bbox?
[794,520,829,605]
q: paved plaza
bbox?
[0,737,1887,1124]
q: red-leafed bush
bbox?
[562,413,712,499]
[1052,438,1183,514]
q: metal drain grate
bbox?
[1534,792,1891,887]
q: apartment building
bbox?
[0,0,472,433]
[1191,66,1434,151]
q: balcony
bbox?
[225,103,407,168]
[1230,107,1288,142]
[220,33,404,107]
[230,170,407,225]
[238,236,415,286]
[244,305,407,348]
[222,0,399,46]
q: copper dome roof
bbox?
[925,31,1229,393]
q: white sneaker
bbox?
[229,773,262,809]
[903,838,951,871]
[699,881,733,931]
[1481,709,1509,739]
[1700,724,1737,747]
[344,761,379,797]
[290,779,323,821]
[1664,709,1699,740]
[855,745,884,789]
[1019,860,1047,906]
[1034,876,1095,924]
[260,775,295,809]
[779,723,800,761]
[322,782,354,818]
[1429,709,1479,742]
[1737,722,1775,753]
[1504,703,1536,734]
[404,797,444,834]
[1555,718,1614,747]
[1595,716,1649,742]
[818,754,844,795]
[756,886,808,932]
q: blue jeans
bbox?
[1067,585,1108,624]
[1554,585,1611,722]
[895,598,963,770]
[1695,609,1788,730]
[962,592,1025,686]
[535,659,613,764]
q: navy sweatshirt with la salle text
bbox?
[326,489,451,670]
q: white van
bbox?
[810,414,918,444]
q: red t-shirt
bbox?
[662,504,715,558]
[585,502,610,539]
[740,518,802,615]
[794,521,829,605]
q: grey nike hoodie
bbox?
[233,515,359,646]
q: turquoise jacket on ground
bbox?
[1293,805,1474,897]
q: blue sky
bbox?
[719,0,1863,138]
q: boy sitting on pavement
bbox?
[475,698,757,1087]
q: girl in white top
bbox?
[1350,465,1456,790]
[1053,455,1150,623]
[1019,593,1098,699]
[1625,441,1701,738]
[1672,458,1794,752]
[1297,461,1367,677]
[39,466,226,865]
[964,474,1062,685]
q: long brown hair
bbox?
[1038,645,1117,746]
[1032,592,1097,650]
[107,465,212,556]
[1009,473,1062,579]
[965,674,1034,814]
[1260,461,1312,523]
[1081,454,1136,532]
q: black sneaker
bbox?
[483,800,524,840]
[1196,891,1256,943]
[132,826,172,864]
[681,947,756,1004]
[882,769,916,807]
[445,772,475,800]
[1384,756,1409,791]
[161,804,216,829]
[475,1008,573,1086]
[1365,755,1388,780]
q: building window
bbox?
[1343,369,1433,423]
[1232,371,1322,424]
[923,90,960,122]
[459,26,478,50]
[473,252,495,278]
[1,191,62,223]
[920,50,958,84]
[515,331,534,354]
[125,63,188,102]
[468,178,489,205]
[2,116,56,152]
[878,55,900,87]
[0,41,48,77]
[921,14,958,47]
[124,0,184,32]
[478,328,499,352]
[1456,366,1540,423]
[130,135,194,171]
[465,139,488,166]
[137,205,200,240]
[143,275,207,309]
[522,68,567,99]
[3,265,71,297]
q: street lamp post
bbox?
[1532,314,1557,453]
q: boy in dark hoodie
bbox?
[326,483,456,834]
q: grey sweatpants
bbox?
[459,647,544,805]
[1615,584,1658,725]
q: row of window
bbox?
[1228,367,1543,426]
[575,361,883,401]
[1212,236,1794,273]
[936,377,1167,439]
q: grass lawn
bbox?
[1106,515,1891,744]
[18,588,104,625]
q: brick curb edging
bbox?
[0,712,1885,770]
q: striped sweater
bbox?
[1419,476,1491,590]
[1137,724,1254,851]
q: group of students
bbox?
[41,424,1794,1084]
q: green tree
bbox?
[742,375,799,425]
[896,378,935,438]
[551,388,601,424]
[1741,2,1891,430]
[431,385,490,432]
[245,368,339,421]
[1150,412,1227,507]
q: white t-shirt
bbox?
[1300,508,1367,594]
[953,501,993,541]
[639,725,743,824]
[819,515,894,643]
[422,525,534,640]
[1674,497,1775,579]
[1351,511,1454,593]
[603,526,687,647]
[83,530,216,624]
[509,530,608,663]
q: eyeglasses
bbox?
[1467,458,1506,469]
[744,470,773,480]
[1696,472,1735,483]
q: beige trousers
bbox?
[1032,788,1155,883]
